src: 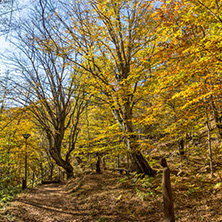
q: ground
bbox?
[1,165,222,222]
[1,173,161,222]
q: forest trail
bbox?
[5,182,87,222]
[1,171,222,222]
[2,173,161,222]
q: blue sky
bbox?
[0,0,30,74]
[0,36,11,73]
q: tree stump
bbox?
[160,158,175,222]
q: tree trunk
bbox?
[96,152,101,173]
[102,155,106,170]
[49,163,54,180]
[206,120,213,176]
[112,105,154,176]
[54,155,74,179]
[52,156,74,179]
[65,166,74,180]
[214,114,222,138]
[124,113,154,176]
[131,150,154,176]
[206,109,213,176]
[211,100,222,138]
[49,147,74,179]
[179,138,185,170]
[48,134,74,179]
[117,154,120,168]
[125,134,154,176]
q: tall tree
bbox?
[39,0,157,175]
[6,1,87,178]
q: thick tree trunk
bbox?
[124,110,154,176]
[112,104,154,176]
[52,154,74,179]
[125,139,154,176]
[131,151,154,176]
[65,166,74,179]
[127,135,154,176]
[48,134,74,179]
[53,155,74,179]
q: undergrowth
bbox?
[0,178,20,208]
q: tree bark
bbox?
[96,152,101,174]
[48,134,74,179]
[51,151,74,179]
[211,100,222,138]
[112,104,154,176]
[205,109,213,175]
[131,150,154,176]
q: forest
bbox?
[0,0,222,221]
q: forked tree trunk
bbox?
[48,134,74,179]
[51,152,74,179]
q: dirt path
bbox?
[3,172,221,222]
[2,173,161,222]
[5,183,92,222]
